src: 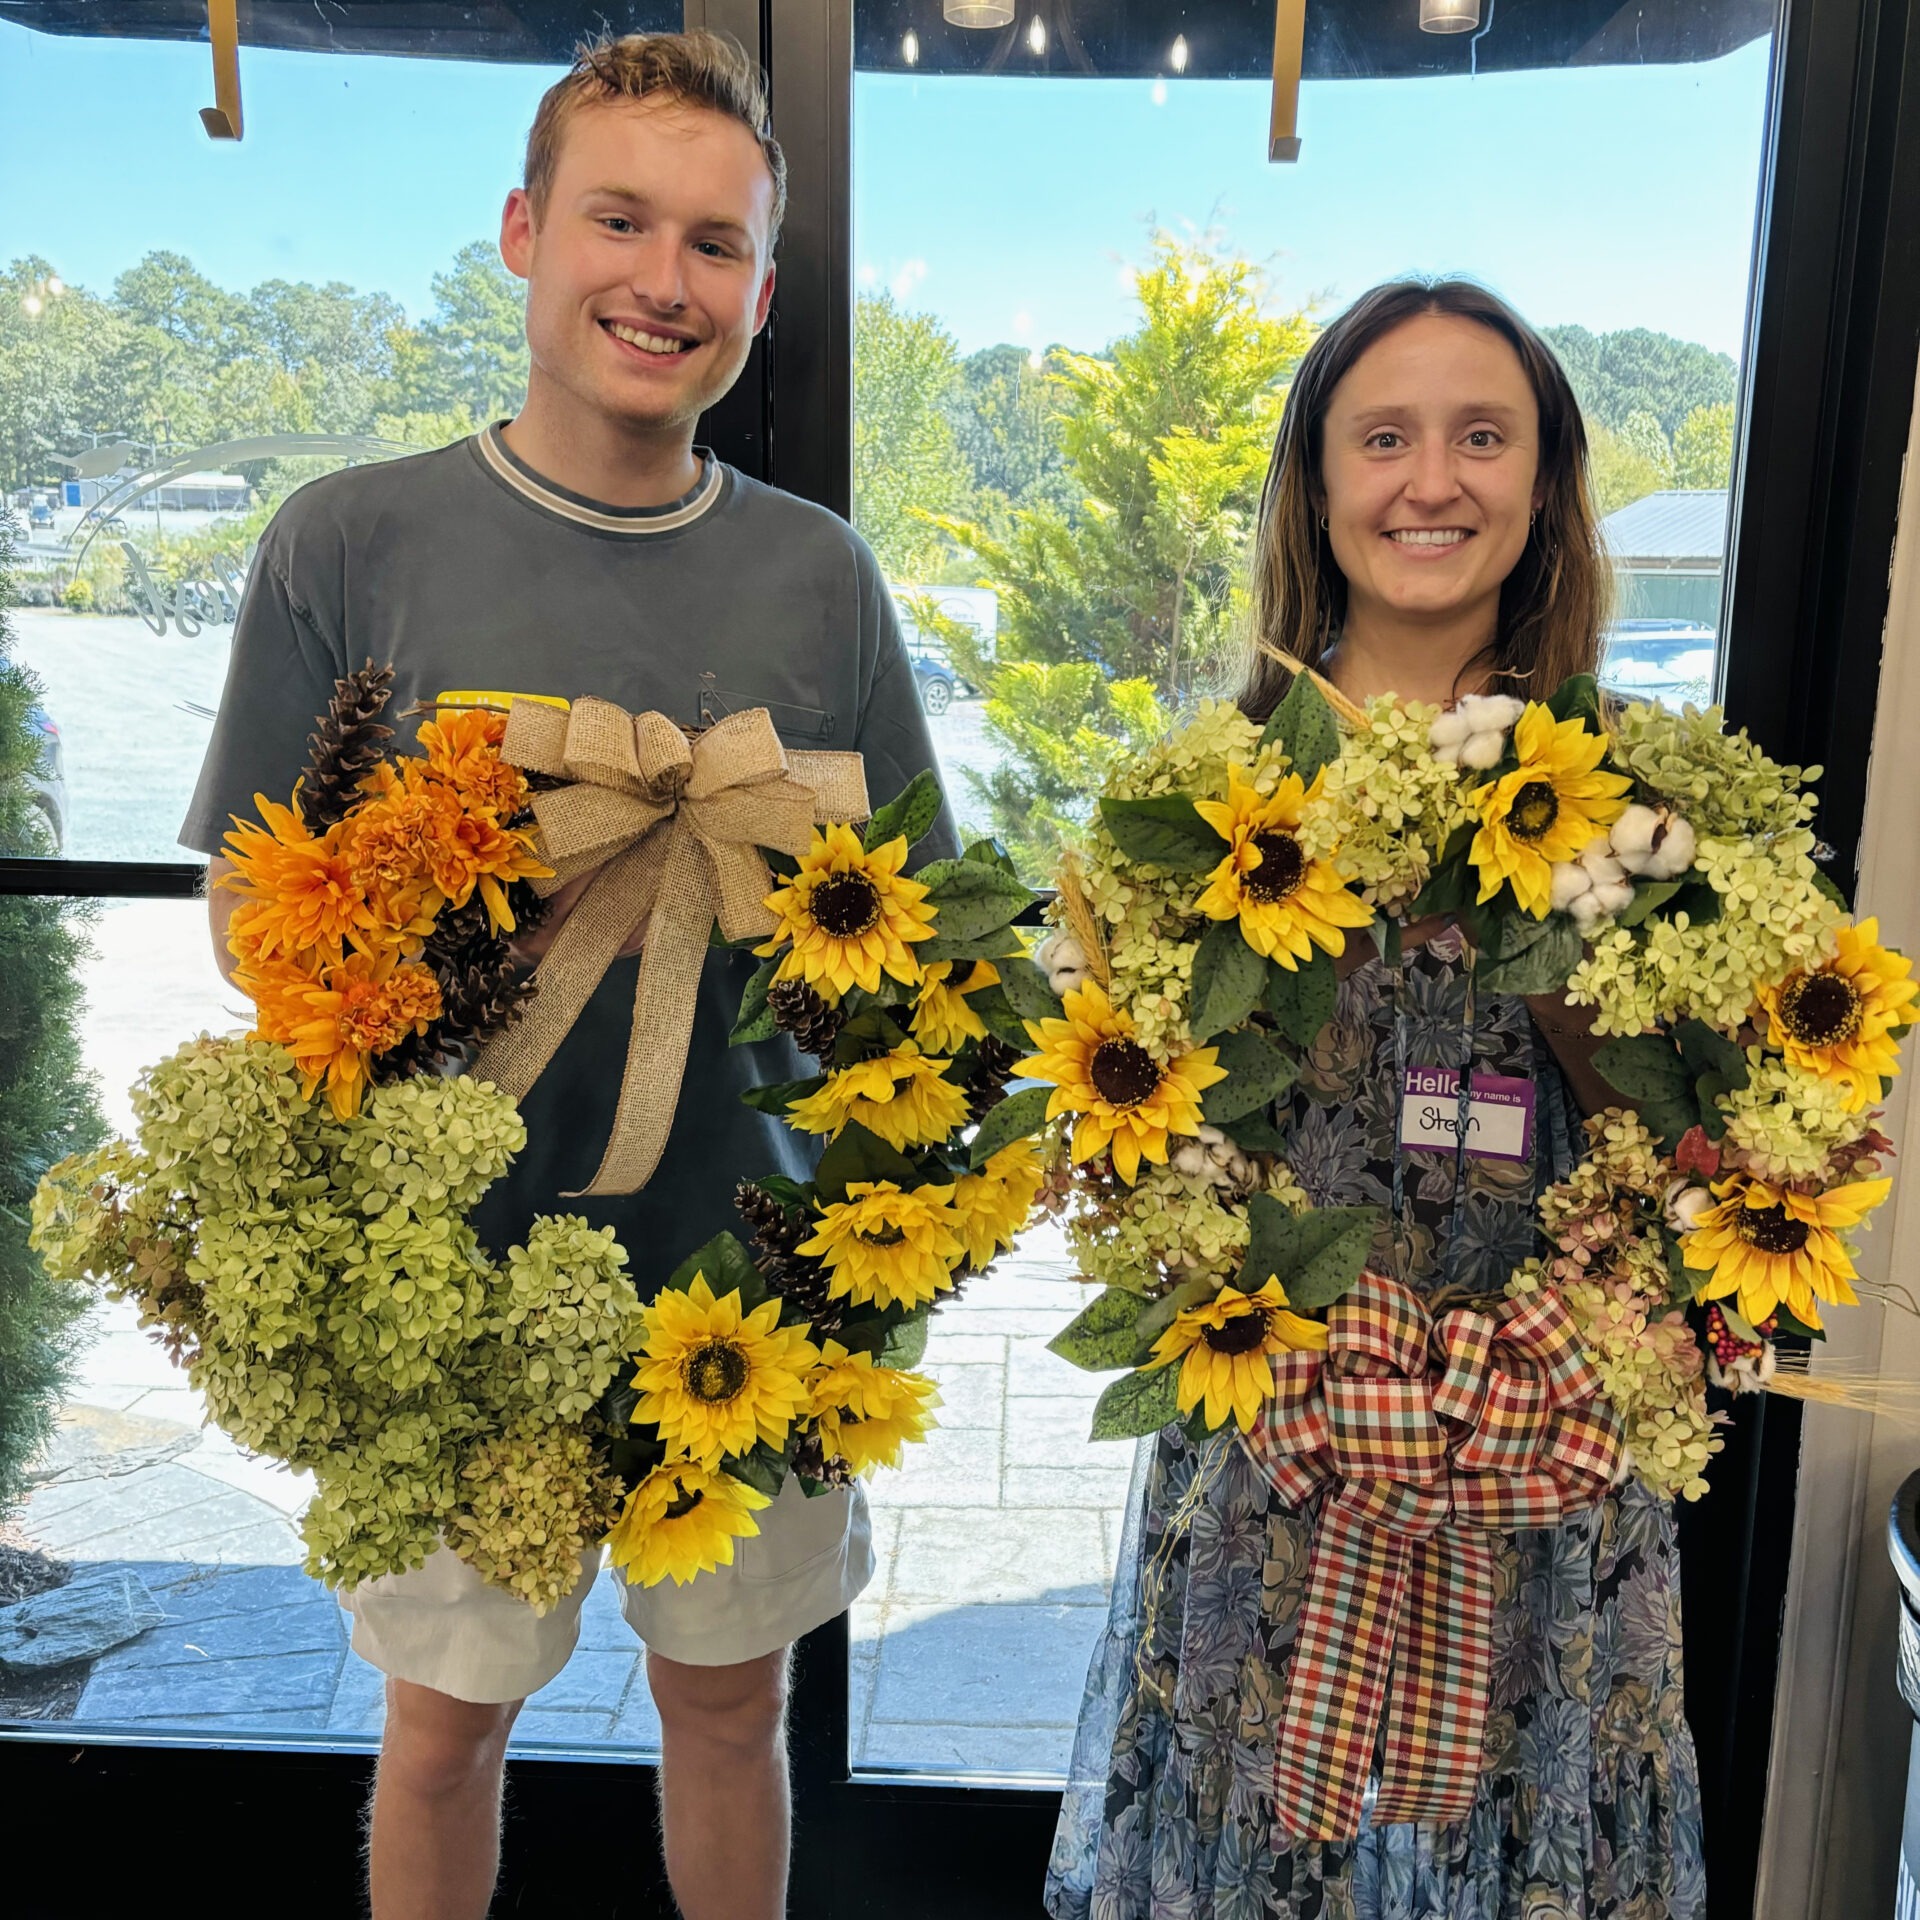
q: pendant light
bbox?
[944,1,1015,25]
[1419,0,1481,31]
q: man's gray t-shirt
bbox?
[183,425,958,1285]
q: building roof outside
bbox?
[1601,489,1730,564]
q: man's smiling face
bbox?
[502,93,777,435]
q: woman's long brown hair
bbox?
[1240,279,1611,724]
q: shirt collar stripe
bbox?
[475,426,723,535]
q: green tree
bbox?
[1672,401,1735,489]
[0,511,102,1516]
[1544,323,1737,438]
[1589,408,1675,516]
[947,343,1075,535]
[402,242,530,426]
[932,237,1311,868]
[852,293,975,581]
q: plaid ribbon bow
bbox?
[1241,1271,1623,1844]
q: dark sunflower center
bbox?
[857,1225,907,1247]
[1779,969,1864,1048]
[1245,831,1307,905]
[662,1480,705,1522]
[1735,1205,1810,1257]
[683,1340,750,1404]
[811,871,882,938]
[1201,1307,1273,1355]
[1089,1038,1162,1108]
[1507,781,1561,843]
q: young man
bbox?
[182,33,953,1920]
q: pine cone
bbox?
[963,1034,1021,1123]
[735,1179,841,1331]
[299,660,395,833]
[792,1430,855,1491]
[768,978,845,1060]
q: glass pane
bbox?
[0,8,657,863]
[851,0,1776,1778]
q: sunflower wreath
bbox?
[592,779,1055,1588]
[1025,671,1912,1503]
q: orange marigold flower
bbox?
[416,709,531,822]
[245,950,444,1119]
[431,808,552,935]
[221,791,376,965]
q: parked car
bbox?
[25,705,67,852]
[912,650,958,716]
[1599,618,1718,702]
[27,498,54,530]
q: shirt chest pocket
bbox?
[699,684,839,745]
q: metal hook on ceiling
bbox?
[200,0,243,140]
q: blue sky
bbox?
[0,19,1770,358]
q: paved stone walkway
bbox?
[12,1220,1129,1773]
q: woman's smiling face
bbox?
[1319,311,1542,639]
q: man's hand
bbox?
[508,871,648,968]
[205,853,242,986]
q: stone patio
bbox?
[11,1220,1130,1774]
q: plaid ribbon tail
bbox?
[1270,1489,1415,1845]
[1373,1526,1497,1827]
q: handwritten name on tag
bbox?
[1397,1067,1536,1163]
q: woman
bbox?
[1045,280,1705,1920]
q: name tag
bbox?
[1398,1068,1535,1163]
[434,689,571,714]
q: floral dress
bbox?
[1045,932,1706,1920]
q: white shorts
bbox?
[341,1479,872,1702]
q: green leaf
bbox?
[1476,916,1584,995]
[1097,795,1225,872]
[1222,1110,1287,1152]
[1545,673,1602,726]
[728,957,781,1046]
[1048,1287,1157,1372]
[723,1441,791,1501]
[1088,1363,1185,1441]
[1189,918,1268,1041]
[1663,1236,1698,1307]
[964,981,1034,1048]
[1593,1035,1692,1106]
[1370,916,1405,967]
[1264,949,1338,1048]
[1675,1019,1749,1092]
[1261,672,1341,784]
[918,928,1026,966]
[1239,1200,1379,1312]
[753,1174,811,1211]
[1134,1273,1226,1347]
[961,835,1020,875]
[1770,1301,1826,1343]
[996,954,1063,1027]
[915,860,1035,941]
[863,770,945,853]
[831,1007,909,1067]
[662,1232,767,1313]
[1810,866,1851,910]
[1614,877,1685,929]
[968,1084,1053,1168]
[1666,878,1723,926]
[1201,1028,1300,1124]
[740,1074,825,1116]
[813,1121,923,1202]
[879,1310,931,1368]
[759,846,799,880]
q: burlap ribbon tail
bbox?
[1240,1271,1624,1844]
[472,697,868,1196]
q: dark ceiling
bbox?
[0,0,1775,76]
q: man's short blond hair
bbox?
[524,31,787,247]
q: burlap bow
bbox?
[473,698,869,1196]
[1240,1271,1623,1844]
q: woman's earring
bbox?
[1319,513,1329,531]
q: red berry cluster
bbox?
[1704,1301,1768,1368]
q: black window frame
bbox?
[7,2,1920,1914]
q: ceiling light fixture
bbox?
[1419,0,1482,32]
[1027,15,1048,55]
[1170,34,1190,73]
[902,28,919,64]
[943,1,1014,26]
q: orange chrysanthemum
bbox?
[221,792,377,966]
[415,709,531,822]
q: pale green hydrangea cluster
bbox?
[1068,1158,1307,1296]
[1568,830,1841,1035]
[1719,1047,1872,1185]
[30,1035,645,1611]
[1609,702,1819,840]
[1296,696,1474,914]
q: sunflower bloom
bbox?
[910,958,1000,1052]
[1021,980,1226,1185]
[1758,918,1918,1111]
[605,1459,770,1588]
[1469,704,1631,918]
[950,1137,1048,1268]
[758,825,936,1002]
[808,1341,941,1473]
[221,792,377,964]
[786,1047,972,1151]
[242,949,443,1119]
[797,1181,966,1311]
[1193,765,1373,968]
[1683,1171,1893,1330]
[1143,1277,1329,1432]
[630,1274,819,1466]
[416,708,531,821]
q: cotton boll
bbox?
[1459,731,1506,771]
[1457,693,1525,733]
[1664,1179,1713,1233]
[1549,862,1593,912]
[1588,880,1636,921]
[1609,805,1662,861]
[1428,708,1473,752]
[1645,815,1697,879]
[1171,1140,1211,1179]
[1569,891,1610,933]
[1037,933,1086,976]
[1577,846,1628,887]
